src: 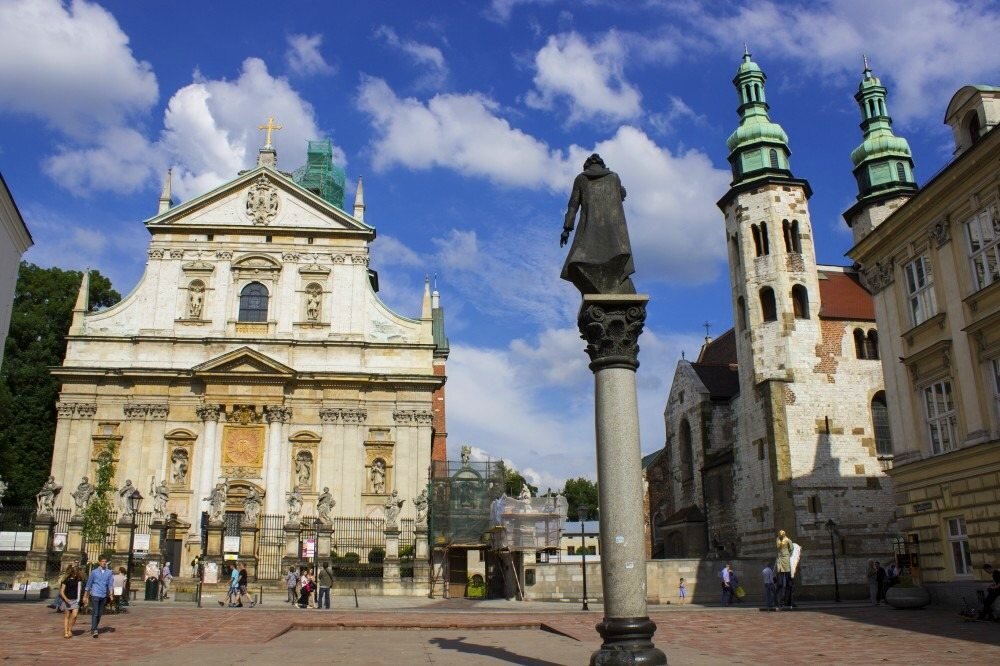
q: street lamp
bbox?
[578,506,589,611]
[825,519,840,603]
[125,488,144,606]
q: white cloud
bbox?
[525,31,642,124]
[0,0,157,137]
[357,78,730,285]
[285,33,335,77]
[486,0,557,23]
[372,235,426,268]
[373,26,448,89]
[685,0,1000,123]
[44,128,161,196]
[647,96,707,135]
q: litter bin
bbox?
[144,577,159,601]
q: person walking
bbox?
[159,561,172,600]
[83,557,115,638]
[59,565,83,638]
[317,562,333,609]
[297,571,313,609]
[678,577,686,605]
[50,560,79,613]
[776,530,793,608]
[236,563,255,608]
[866,559,879,605]
[720,563,734,606]
[285,567,298,604]
[112,567,127,613]
[762,561,777,611]
[219,564,239,607]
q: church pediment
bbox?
[144,166,374,237]
[192,347,296,379]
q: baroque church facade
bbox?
[648,53,899,588]
[47,139,448,570]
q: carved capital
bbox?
[281,252,300,263]
[577,296,648,372]
[342,408,367,424]
[928,219,951,248]
[263,405,292,424]
[196,404,222,422]
[148,249,164,260]
[352,254,370,266]
[123,403,147,419]
[861,259,894,295]
[170,249,185,259]
[393,409,433,425]
[216,250,233,260]
[147,405,169,420]
[56,402,77,418]
[332,254,346,264]
[75,404,97,419]
[319,408,341,424]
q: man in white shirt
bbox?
[762,562,777,610]
[720,563,734,606]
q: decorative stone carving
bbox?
[246,174,280,225]
[263,405,292,424]
[181,260,215,273]
[123,403,147,419]
[332,254,346,264]
[319,408,340,423]
[295,451,313,488]
[147,405,169,420]
[298,263,330,275]
[170,448,189,483]
[393,409,433,425]
[370,458,387,494]
[187,281,205,319]
[460,445,471,465]
[305,284,322,321]
[204,480,228,523]
[342,409,367,424]
[413,488,428,526]
[317,487,335,525]
[170,249,185,259]
[150,479,169,522]
[577,298,647,371]
[928,219,951,247]
[216,250,233,260]
[148,249,164,259]
[35,476,61,515]
[71,477,95,514]
[76,404,97,419]
[243,487,262,526]
[383,490,404,530]
[196,404,222,422]
[352,255,370,265]
[861,259,895,294]
[230,404,261,425]
[117,479,136,514]
[123,403,168,420]
[286,488,304,524]
[282,252,300,262]
[56,402,76,418]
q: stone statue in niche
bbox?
[71,476,96,514]
[370,458,386,494]
[413,488,429,526]
[188,282,205,319]
[204,480,228,523]
[243,487,262,526]
[151,479,169,522]
[36,476,62,515]
[118,479,136,514]
[287,488,304,524]
[305,284,322,321]
[317,487,335,525]
[295,451,312,488]
[171,449,189,484]
[460,445,471,465]
[383,490,404,530]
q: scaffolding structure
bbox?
[292,140,346,210]
[490,494,567,552]
[429,459,506,548]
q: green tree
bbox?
[504,466,538,497]
[82,442,117,547]
[0,263,120,505]
[563,477,599,520]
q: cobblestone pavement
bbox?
[0,597,996,664]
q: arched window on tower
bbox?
[968,112,982,145]
[238,282,269,322]
[730,235,741,268]
[790,220,801,253]
[866,329,880,360]
[854,328,867,359]
[791,284,809,319]
[878,99,886,116]
[769,149,779,169]
[871,391,892,455]
[743,84,751,105]
[867,99,876,118]
[737,296,747,331]
[753,83,761,102]
[760,287,777,322]
[760,222,770,255]
[751,225,763,257]
[679,419,695,481]
[896,162,906,182]
[783,220,792,252]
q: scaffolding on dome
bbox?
[490,493,567,552]
[292,140,346,210]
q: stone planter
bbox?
[885,585,930,609]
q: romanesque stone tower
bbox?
[843,59,917,243]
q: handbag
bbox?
[734,585,746,599]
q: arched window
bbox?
[760,222,770,255]
[743,84,751,104]
[760,287,777,322]
[790,220,801,253]
[730,235,741,268]
[895,162,906,182]
[791,284,809,319]
[967,112,981,145]
[737,296,747,331]
[867,99,876,118]
[866,329,879,360]
[751,225,763,257]
[753,83,761,102]
[238,282,269,322]
[878,99,886,116]
[679,419,694,481]
[782,220,792,252]
[871,391,892,455]
[769,149,779,169]
[854,328,867,359]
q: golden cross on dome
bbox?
[258,116,283,149]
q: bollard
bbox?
[23,579,28,601]
[353,588,358,608]
[196,581,202,608]
[260,585,263,606]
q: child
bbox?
[678,577,687,604]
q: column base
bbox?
[591,617,667,666]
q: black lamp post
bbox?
[125,488,143,606]
[313,517,321,574]
[578,506,589,611]
[825,519,840,603]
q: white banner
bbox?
[133,534,150,552]
[0,531,32,552]
[223,536,241,553]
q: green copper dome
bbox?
[727,118,789,152]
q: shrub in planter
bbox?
[467,574,486,598]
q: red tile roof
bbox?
[696,328,737,365]
[818,269,875,321]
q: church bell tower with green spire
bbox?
[843,58,917,244]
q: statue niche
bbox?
[304,283,322,322]
[187,280,205,319]
[295,450,313,489]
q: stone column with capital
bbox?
[194,404,221,527]
[578,294,666,666]
[263,405,291,515]
[382,526,401,595]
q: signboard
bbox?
[302,537,316,559]
[224,553,239,561]
[224,536,241,553]
[0,531,32,552]
[912,501,933,513]
[52,533,67,551]
[133,534,150,552]
[203,562,219,584]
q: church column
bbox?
[319,409,341,509]
[194,405,221,526]
[264,406,291,515]
[122,403,149,496]
[415,410,433,493]
[144,405,169,492]
[344,409,367,515]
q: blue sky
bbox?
[1,0,997,491]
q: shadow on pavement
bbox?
[813,605,1000,648]
[429,636,570,665]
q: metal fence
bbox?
[257,513,286,582]
[0,507,34,583]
